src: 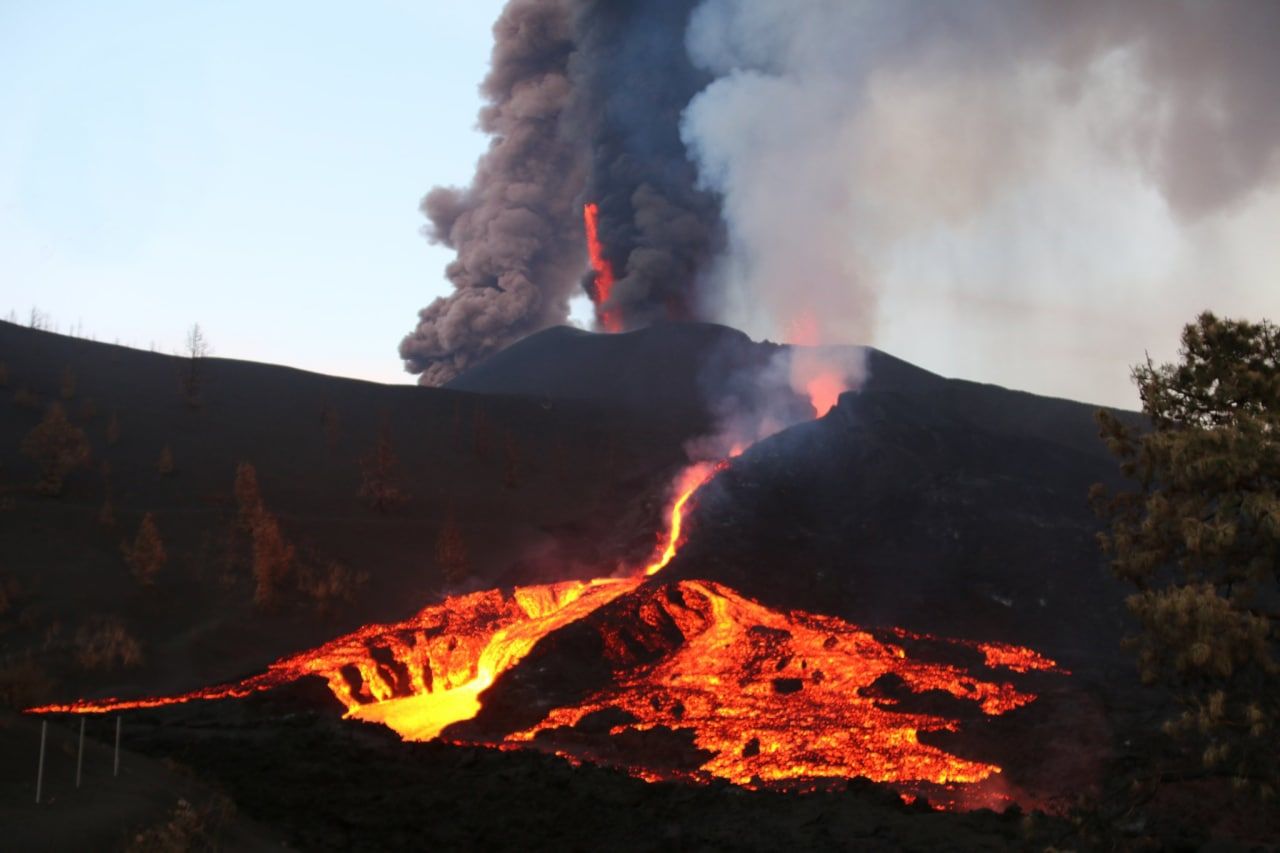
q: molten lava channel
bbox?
[28,454,1065,801]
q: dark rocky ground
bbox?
[3,320,1277,849]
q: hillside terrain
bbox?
[5,319,1269,848]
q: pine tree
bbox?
[250,512,294,608]
[122,513,167,584]
[357,423,409,513]
[435,512,470,587]
[1094,312,1278,797]
[21,403,90,495]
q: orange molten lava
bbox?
[583,203,621,333]
[515,580,1042,788]
[29,448,1066,805]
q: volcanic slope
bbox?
[0,319,699,709]
[446,320,1140,672]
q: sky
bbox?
[2,1,1277,409]
[1,0,506,384]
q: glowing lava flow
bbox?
[583,203,621,333]
[28,403,1067,803]
[26,462,721,735]
[513,580,1045,788]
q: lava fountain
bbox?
[583,202,622,333]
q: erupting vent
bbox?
[583,203,621,333]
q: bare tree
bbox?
[181,323,212,406]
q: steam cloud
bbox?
[405,0,1280,402]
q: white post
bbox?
[35,720,47,804]
[113,716,121,777]
[75,717,85,788]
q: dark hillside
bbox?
[0,321,693,706]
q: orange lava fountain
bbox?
[29,431,1066,805]
[583,203,622,332]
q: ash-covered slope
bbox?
[446,322,784,430]
[669,389,1137,673]
[0,321,693,705]
[445,320,1140,671]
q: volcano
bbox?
[3,319,1160,846]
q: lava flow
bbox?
[583,202,622,333]
[514,579,1057,789]
[29,388,1067,805]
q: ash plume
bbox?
[569,1,723,329]
[402,0,724,385]
[405,0,1280,402]
[400,0,588,386]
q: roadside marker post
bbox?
[35,720,47,804]
[75,717,85,788]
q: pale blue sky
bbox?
[1,0,506,383]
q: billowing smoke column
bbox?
[404,0,1280,395]
[569,1,723,332]
[399,0,587,386]
[401,0,722,385]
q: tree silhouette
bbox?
[250,512,294,608]
[1094,312,1278,796]
[435,511,470,587]
[122,513,167,585]
[181,323,211,406]
[232,462,294,607]
[358,423,409,513]
[21,403,90,495]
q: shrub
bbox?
[357,423,409,513]
[122,513,167,584]
[0,653,54,710]
[250,512,294,608]
[435,512,470,586]
[13,387,40,410]
[300,561,369,617]
[75,617,143,670]
[21,403,90,495]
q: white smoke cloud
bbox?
[681,0,1280,406]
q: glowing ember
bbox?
[583,203,621,333]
